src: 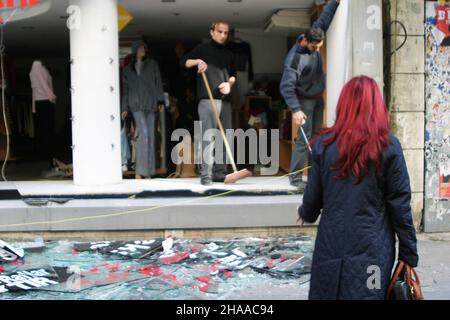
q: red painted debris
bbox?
[193,284,209,292]
[186,243,205,253]
[195,276,212,283]
[10,260,25,266]
[72,250,80,255]
[199,285,209,292]
[106,272,130,283]
[163,274,177,281]
[265,261,275,268]
[223,271,233,278]
[89,267,99,273]
[139,265,162,277]
[162,274,184,287]
[80,279,93,287]
[159,251,189,264]
[103,262,120,272]
[193,264,220,273]
[0,265,4,272]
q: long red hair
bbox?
[320,76,390,183]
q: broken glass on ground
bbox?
[0,235,314,299]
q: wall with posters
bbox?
[424,1,450,232]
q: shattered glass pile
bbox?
[0,235,314,300]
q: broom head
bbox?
[224,169,253,184]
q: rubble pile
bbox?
[0,235,314,299]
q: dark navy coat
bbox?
[298,133,419,300]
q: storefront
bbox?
[0,0,390,234]
[0,0,383,184]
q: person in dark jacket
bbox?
[121,41,165,179]
[181,21,236,186]
[297,76,419,300]
[280,0,340,188]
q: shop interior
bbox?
[0,0,325,181]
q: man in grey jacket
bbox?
[280,0,340,188]
[121,41,164,179]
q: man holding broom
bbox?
[182,21,237,186]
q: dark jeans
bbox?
[33,100,55,165]
[290,97,324,184]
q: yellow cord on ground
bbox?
[0,167,311,229]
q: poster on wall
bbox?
[440,164,450,198]
[426,1,450,199]
[436,3,450,46]
[424,2,450,231]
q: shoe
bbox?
[200,176,213,186]
[212,173,227,183]
[290,180,306,189]
[122,165,128,172]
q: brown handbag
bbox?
[387,260,423,300]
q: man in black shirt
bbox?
[181,21,236,186]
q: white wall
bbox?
[235,28,288,78]
[326,0,351,126]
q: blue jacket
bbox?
[299,134,419,300]
[280,0,339,113]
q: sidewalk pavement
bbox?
[416,233,450,300]
[228,232,450,300]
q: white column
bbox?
[326,0,351,127]
[327,0,384,126]
[69,0,121,186]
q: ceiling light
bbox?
[161,0,176,2]
[228,0,243,2]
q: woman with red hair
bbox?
[298,76,419,299]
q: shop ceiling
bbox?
[2,0,316,55]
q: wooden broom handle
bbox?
[201,72,238,172]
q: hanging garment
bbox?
[29,61,56,113]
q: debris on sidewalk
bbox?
[11,237,46,253]
[0,266,66,294]
[73,239,164,259]
[0,240,25,262]
[0,235,314,299]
